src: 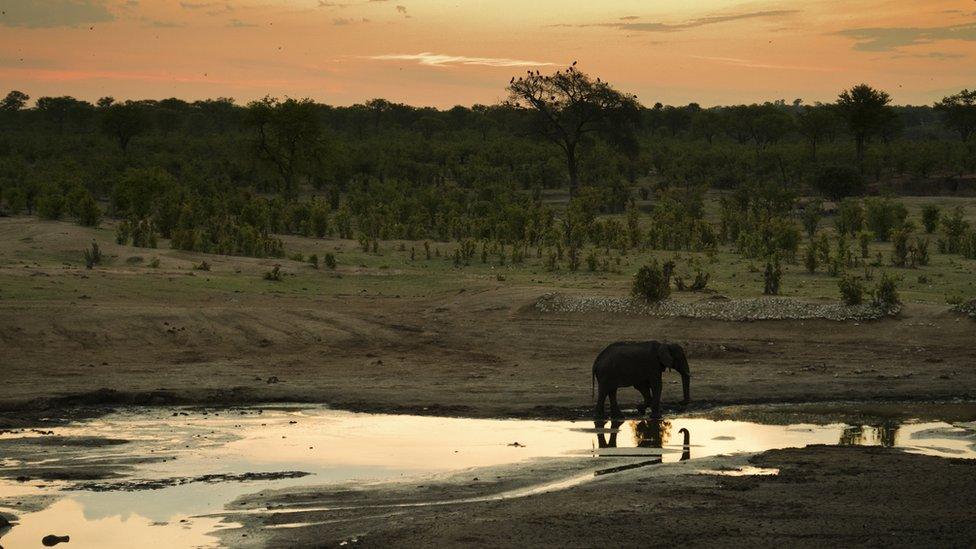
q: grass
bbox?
[1,195,974,306]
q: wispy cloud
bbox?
[334,17,369,25]
[227,18,257,28]
[367,52,556,68]
[690,55,833,72]
[0,0,114,28]
[554,9,799,33]
[836,22,976,51]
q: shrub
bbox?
[74,192,102,228]
[586,250,599,271]
[148,257,160,268]
[632,260,671,302]
[857,230,873,258]
[83,240,102,269]
[290,252,304,262]
[804,243,818,273]
[871,272,901,308]
[323,252,337,269]
[675,268,710,292]
[891,228,910,267]
[36,188,66,220]
[801,199,822,238]
[938,206,969,254]
[864,197,908,242]
[813,165,865,200]
[568,245,580,271]
[763,259,782,295]
[263,265,282,281]
[911,237,930,267]
[838,274,864,305]
[308,254,319,269]
[116,220,132,244]
[921,204,940,234]
[835,198,865,236]
[130,218,158,248]
[193,260,211,271]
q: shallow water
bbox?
[1,405,974,548]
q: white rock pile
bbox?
[535,293,898,322]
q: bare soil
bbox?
[218,445,976,548]
[2,282,974,423]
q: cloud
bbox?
[0,0,114,28]
[555,9,798,33]
[333,17,370,25]
[690,55,832,72]
[367,52,556,68]
[836,22,976,51]
[227,18,257,28]
[142,18,182,28]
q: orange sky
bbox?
[1,0,973,107]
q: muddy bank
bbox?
[2,287,976,425]
[219,445,976,548]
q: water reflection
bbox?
[592,419,691,461]
[839,422,900,448]
[1,407,974,549]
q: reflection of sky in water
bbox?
[1,406,974,548]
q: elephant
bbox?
[591,340,690,419]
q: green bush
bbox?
[36,188,66,220]
[308,254,319,269]
[193,260,211,271]
[263,265,282,281]
[74,192,102,227]
[632,260,671,302]
[323,252,337,269]
[83,240,102,269]
[835,198,865,236]
[804,243,818,274]
[864,197,908,242]
[872,272,901,308]
[921,204,940,234]
[838,274,864,305]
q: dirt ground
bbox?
[217,445,976,548]
[2,280,975,423]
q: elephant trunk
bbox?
[680,372,690,405]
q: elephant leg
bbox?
[595,386,608,419]
[649,375,662,419]
[609,389,624,418]
[636,384,652,416]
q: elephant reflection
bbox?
[592,419,691,461]
[840,422,899,447]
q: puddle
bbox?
[1,405,975,548]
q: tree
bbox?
[245,96,321,196]
[836,84,893,167]
[101,102,149,153]
[36,96,91,133]
[934,89,976,141]
[796,105,840,160]
[812,165,865,200]
[506,65,640,196]
[0,90,29,111]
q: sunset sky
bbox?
[1,0,974,108]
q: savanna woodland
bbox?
[2,64,976,548]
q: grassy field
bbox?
[2,193,974,306]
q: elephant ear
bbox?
[657,342,674,371]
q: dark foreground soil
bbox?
[220,445,976,548]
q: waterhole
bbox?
[1,404,974,548]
